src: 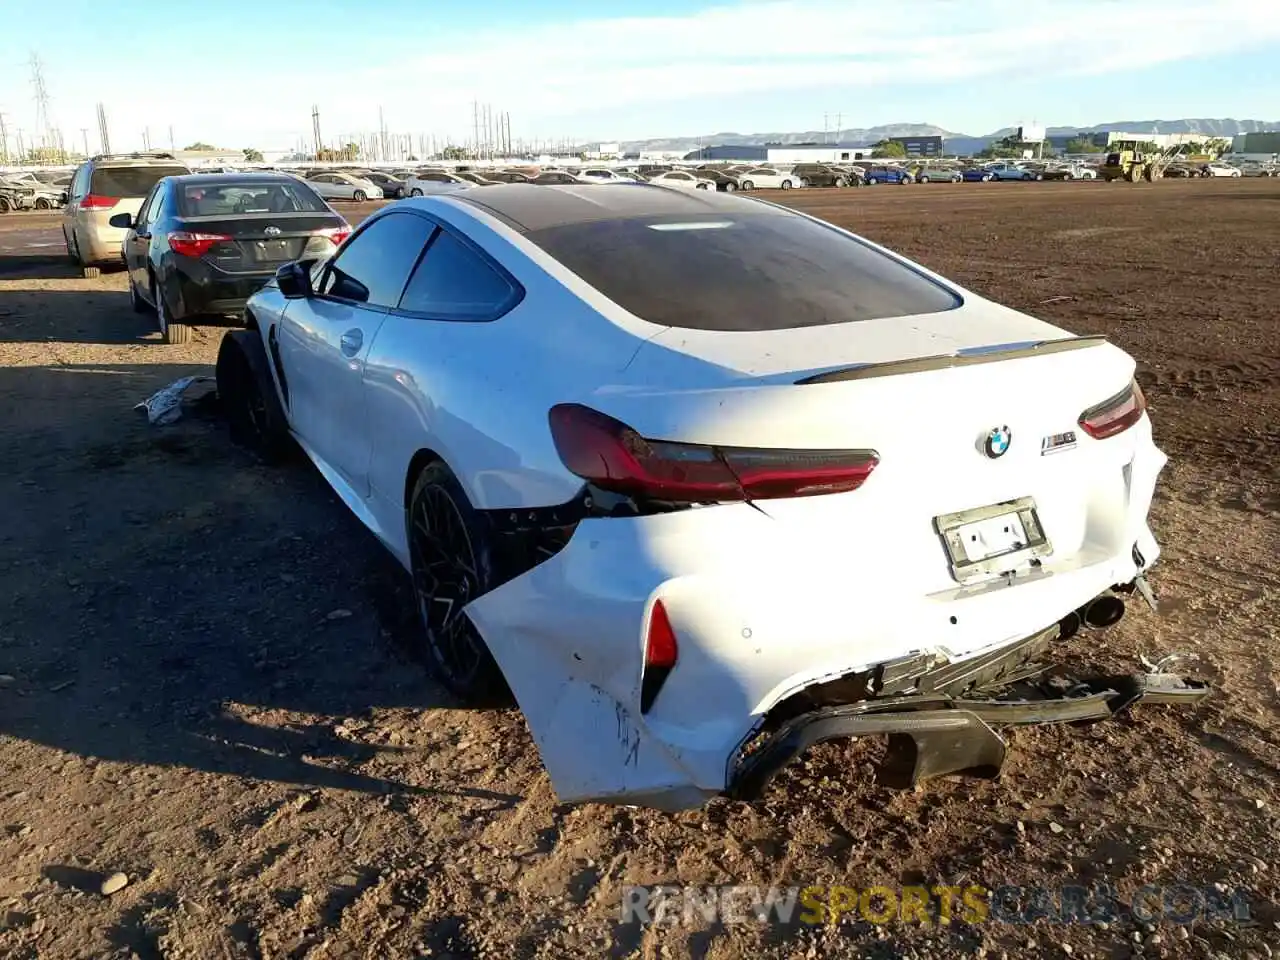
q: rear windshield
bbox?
[89,165,189,198]
[177,180,329,216]
[524,213,961,331]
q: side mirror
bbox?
[109,212,133,229]
[275,261,313,299]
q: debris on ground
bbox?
[134,375,216,425]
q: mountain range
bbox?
[611,118,1280,154]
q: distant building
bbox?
[1239,131,1280,155]
[886,135,943,157]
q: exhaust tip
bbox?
[1058,611,1082,641]
[1082,595,1125,629]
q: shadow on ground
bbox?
[0,358,514,804]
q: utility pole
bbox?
[143,127,150,151]
[168,125,174,152]
[30,53,53,156]
[472,101,479,160]
[311,104,322,159]
[0,112,9,164]
[96,102,111,155]
[80,127,89,159]
[835,112,842,143]
[16,128,25,162]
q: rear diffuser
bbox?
[726,660,1210,800]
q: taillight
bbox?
[1078,379,1147,439]
[640,599,678,713]
[317,225,350,247]
[168,231,232,259]
[80,194,116,209]
[547,403,878,503]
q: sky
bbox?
[1,0,1278,154]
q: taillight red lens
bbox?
[547,403,879,503]
[318,225,350,247]
[168,231,232,259]
[81,194,116,209]
[1078,379,1147,439]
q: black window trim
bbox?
[392,214,526,324]
[314,208,433,310]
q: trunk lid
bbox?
[598,301,1145,592]
[177,214,343,272]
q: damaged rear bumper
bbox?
[727,667,1209,801]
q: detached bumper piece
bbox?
[726,639,1210,802]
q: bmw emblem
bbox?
[983,426,1012,459]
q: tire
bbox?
[215,330,291,464]
[153,277,191,344]
[406,461,511,704]
[0,197,11,214]
[410,188,423,197]
[867,177,878,185]
[393,188,404,198]
[1065,173,1074,180]
[919,175,930,184]
[128,276,148,314]
[695,182,709,190]
[723,181,736,191]
[34,197,51,210]
[780,180,792,189]
[740,180,753,190]
[353,190,366,202]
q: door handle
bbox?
[339,329,363,356]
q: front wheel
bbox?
[739,180,754,190]
[867,177,878,185]
[128,276,148,314]
[215,331,291,464]
[353,190,367,202]
[34,197,51,210]
[780,180,792,189]
[723,181,736,192]
[407,462,511,703]
[0,197,11,214]
[410,188,423,197]
[918,175,930,184]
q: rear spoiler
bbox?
[795,335,1109,385]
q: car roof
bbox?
[449,182,786,233]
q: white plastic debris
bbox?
[134,376,215,425]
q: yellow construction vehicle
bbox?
[1099,140,1156,182]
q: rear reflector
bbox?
[80,194,116,209]
[548,403,879,503]
[640,599,678,713]
[1079,379,1147,439]
[168,231,233,259]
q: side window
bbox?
[317,212,435,308]
[71,164,90,199]
[398,229,521,322]
[136,184,162,226]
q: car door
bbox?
[126,183,162,292]
[277,210,437,493]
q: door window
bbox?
[317,212,436,308]
[397,229,522,321]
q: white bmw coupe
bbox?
[217,183,1207,811]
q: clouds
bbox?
[312,0,1280,139]
[10,0,1280,151]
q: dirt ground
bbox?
[0,180,1277,960]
